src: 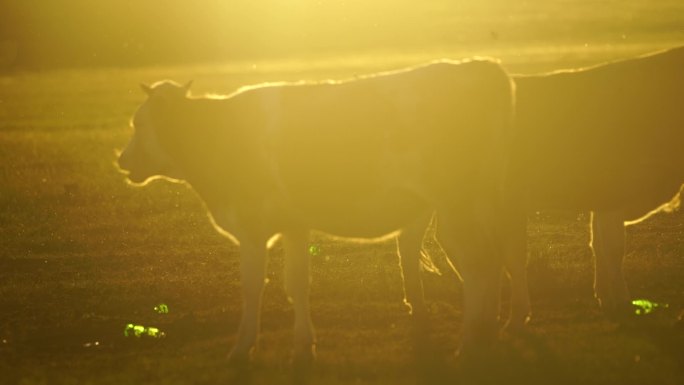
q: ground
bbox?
[1,11,684,384]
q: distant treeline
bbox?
[0,0,453,71]
[4,0,682,71]
[0,1,267,70]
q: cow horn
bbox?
[184,80,193,92]
[140,83,153,95]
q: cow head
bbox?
[117,80,192,185]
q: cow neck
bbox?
[157,97,276,210]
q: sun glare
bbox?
[3,0,684,384]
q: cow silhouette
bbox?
[118,58,514,363]
[504,47,684,329]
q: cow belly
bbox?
[526,167,683,216]
[289,187,431,238]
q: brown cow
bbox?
[504,47,684,329]
[117,59,515,362]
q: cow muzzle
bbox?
[116,147,147,184]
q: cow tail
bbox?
[418,214,462,279]
[419,248,441,275]
[419,246,461,281]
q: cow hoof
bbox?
[227,348,253,369]
[292,344,316,382]
[456,331,499,362]
[503,315,531,335]
[292,344,316,368]
[410,308,429,335]
[673,310,684,331]
[454,341,497,373]
[602,301,636,322]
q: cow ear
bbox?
[140,83,153,96]
[183,80,193,95]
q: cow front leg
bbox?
[436,213,503,354]
[590,210,630,315]
[283,230,316,366]
[229,240,268,364]
[397,214,432,328]
[503,209,531,332]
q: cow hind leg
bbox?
[435,211,503,354]
[397,213,433,332]
[283,230,316,367]
[590,210,630,315]
[229,240,268,365]
[503,210,531,332]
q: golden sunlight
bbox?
[2,0,684,384]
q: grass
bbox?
[2,3,684,383]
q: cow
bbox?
[116,58,515,364]
[501,46,684,330]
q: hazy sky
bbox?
[2,0,455,68]
[1,0,682,70]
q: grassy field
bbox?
[2,3,684,383]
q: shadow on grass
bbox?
[616,309,684,379]
[226,364,254,385]
[223,352,315,385]
[411,331,578,385]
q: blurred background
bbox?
[1,1,684,384]
[1,0,683,71]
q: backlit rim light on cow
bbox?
[117,58,515,362]
[123,174,186,187]
[624,194,682,226]
[115,149,185,186]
